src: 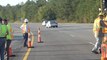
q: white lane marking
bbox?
[89,42,95,45]
[4,54,7,59]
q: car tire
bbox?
[56,26,58,27]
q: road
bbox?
[9,23,100,60]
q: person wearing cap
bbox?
[20,18,30,47]
[4,19,13,60]
[92,13,104,54]
[0,18,8,60]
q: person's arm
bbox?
[93,19,100,37]
[93,19,97,32]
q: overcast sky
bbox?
[0,0,27,6]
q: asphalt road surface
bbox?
[9,23,100,60]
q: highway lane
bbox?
[9,23,39,60]
[27,23,100,60]
[8,23,100,60]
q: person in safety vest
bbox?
[20,18,30,47]
[0,18,8,60]
[4,19,13,60]
[92,13,104,54]
[0,17,5,60]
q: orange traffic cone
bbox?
[28,33,33,48]
[38,28,42,43]
[9,46,12,57]
[28,38,32,48]
[28,39,32,47]
[101,37,107,60]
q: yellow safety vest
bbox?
[0,24,8,37]
[0,23,2,35]
[20,23,30,34]
[93,17,101,32]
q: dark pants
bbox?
[23,33,28,47]
[6,40,11,60]
[0,37,6,60]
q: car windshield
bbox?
[50,20,57,24]
[44,20,48,22]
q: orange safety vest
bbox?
[101,21,107,33]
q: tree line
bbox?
[0,0,100,23]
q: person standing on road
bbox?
[20,18,30,47]
[92,13,104,54]
[5,19,14,60]
[0,18,8,60]
[0,17,4,60]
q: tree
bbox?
[0,0,101,23]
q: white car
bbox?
[46,20,58,28]
[42,20,48,26]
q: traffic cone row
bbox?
[8,28,42,58]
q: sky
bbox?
[0,0,27,6]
